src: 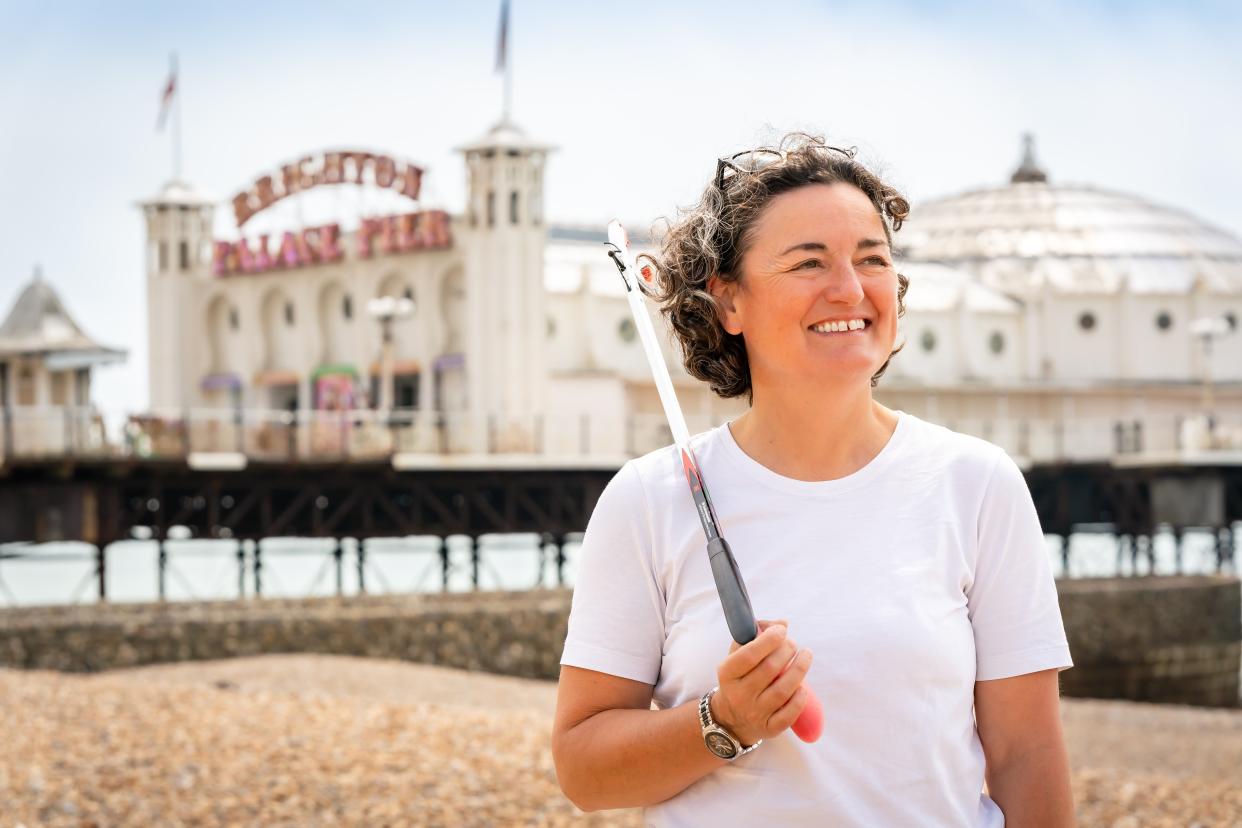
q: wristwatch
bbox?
[698,687,762,761]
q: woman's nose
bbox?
[820,260,865,304]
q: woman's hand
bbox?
[710,619,813,747]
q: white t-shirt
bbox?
[559,409,1073,827]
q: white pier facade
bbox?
[2,132,1240,471]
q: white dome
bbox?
[898,261,1021,314]
[899,144,1242,298]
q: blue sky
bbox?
[1,0,1239,411]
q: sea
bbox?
[0,529,1236,607]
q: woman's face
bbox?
[711,182,899,390]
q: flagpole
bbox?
[503,16,512,123]
[497,0,512,124]
[171,52,182,181]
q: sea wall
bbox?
[0,591,571,680]
[1,576,1238,707]
[1056,575,1240,707]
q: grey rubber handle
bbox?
[707,536,759,645]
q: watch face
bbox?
[705,730,739,760]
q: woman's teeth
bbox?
[809,319,867,333]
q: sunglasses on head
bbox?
[714,143,858,191]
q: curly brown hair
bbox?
[638,132,911,404]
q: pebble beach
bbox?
[1,654,1239,827]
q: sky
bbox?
[1,0,1239,413]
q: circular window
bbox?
[618,318,637,343]
[1224,311,1237,331]
[988,331,1005,355]
[1155,311,1172,331]
[546,316,556,338]
[1078,311,1096,331]
[920,329,936,352]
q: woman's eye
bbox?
[861,256,890,267]
[796,259,822,270]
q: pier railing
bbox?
[0,524,1236,608]
[1,405,1240,467]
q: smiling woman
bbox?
[552,133,1075,828]
[643,135,910,404]
[710,182,904,400]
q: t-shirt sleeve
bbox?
[968,450,1074,682]
[559,460,666,685]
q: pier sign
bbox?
[212,210,452,276]
[213,149,453,276]
[231,150,424,228]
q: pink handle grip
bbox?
[791,688,824,742]
[772,643,822,742]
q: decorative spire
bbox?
[32,264,43,283]
[1010,132,1048,184]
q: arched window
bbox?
[988,331,1005,355]
[261,288,298,371]
[440,268,466,354]
[510,191,520,225]
[920,329,936,352]
[318,283,350,365]
[207,297,230,373]
[1155,310,1172,331]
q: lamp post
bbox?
[1189,315,1233,444]
[367,296,415,418]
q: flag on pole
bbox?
[156,64,177,131]
[495,0,509,73]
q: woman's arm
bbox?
[975,668,1076,827]
[551,665,728,812]
[553,621,808,812]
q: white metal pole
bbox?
[503,6,513,122]
[171,52,182,181]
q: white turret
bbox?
[456,120,554,444]
[137,179,214,411]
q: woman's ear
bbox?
[707,273,743,336]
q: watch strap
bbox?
[700,686,762,758]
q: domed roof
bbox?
[899,136,1242,297]
[0,266,125,364]
[899,262,1021,314]
[136,178,214,208]
[456,117,554,154]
